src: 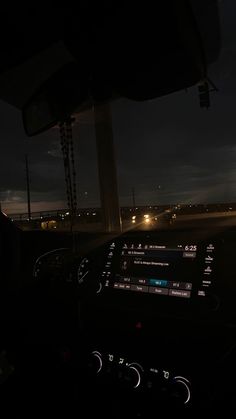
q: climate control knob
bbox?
[170,376,191,406]
[118,363,143,389]
[88,351,103,374]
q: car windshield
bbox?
[0,1,235,233]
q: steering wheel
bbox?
[0,213,84,417]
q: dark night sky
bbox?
[1,0,236,214]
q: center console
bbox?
[81,232,223,413]
[101,238,216,301]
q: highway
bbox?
[9,209,236,232]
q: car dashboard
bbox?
[28,228,236,414]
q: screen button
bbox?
[149,287,168,295]
[169,289,191,298]
[114,282,131,290]
[120,276,132,283]
[204,266,212,275]
[137,278,148,285]
[179,282,192,290]
[149,279,168,287]
[118,283,127,289]
[205,255,214,263]
[183,252,196,258]
[131,277,148,285]
[131,285,149,293]
[170,282,181,288]
[207,244,215,251]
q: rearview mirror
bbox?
[22,63,88,136]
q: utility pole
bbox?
[25,154,31,221]
[132,187,136,208]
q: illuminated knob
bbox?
[170,376,191,405]
[118,363,143,389]
[96,282,103,294]
[89,351,103,374]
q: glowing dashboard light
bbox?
[65,212,70,216]
[145,218,150,224]
[132,219,136,224]
[174,376,191,405]
[96,282,102,294]
[132,215,136,220]
[144,214,150,219]
[129,366,141,388]
[92,351,103,374]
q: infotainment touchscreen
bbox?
[102,240,216,299]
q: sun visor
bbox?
[88,1,217,101]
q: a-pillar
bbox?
[94,103,121,233]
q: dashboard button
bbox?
[131,285,149,293]
[183,252,196,258]
[117,283,127,290]
[169,289,191,298]
[170,281,181,288]
[184,283,192,290]
[136,278,148,285]
[114,283,131,290]
[119,276,132,283]
[149,279,168,287]
[179,282,192,290]
[149,287,168,295]
[130,277,148,285]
